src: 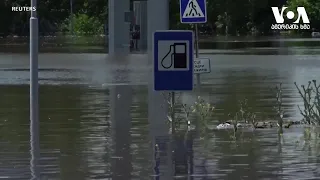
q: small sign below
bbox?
[194,58,211,74]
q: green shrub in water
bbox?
[295,80,320,125]
[273,83,284,128]
[190,96,215,127]
[163,94,214,131]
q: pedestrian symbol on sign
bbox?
[182,0,205,18]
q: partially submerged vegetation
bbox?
[163,93,215,132]
[163,80,320,139]
[295,80,320,125]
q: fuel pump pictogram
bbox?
[161,43,187,69]
[153,31,193,91]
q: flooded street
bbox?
[1,43,320,179]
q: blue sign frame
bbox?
[180,0,207,23]
[153,30,194,91]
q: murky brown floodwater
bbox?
[1,40,320,179]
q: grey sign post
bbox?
[30,0,40,179]
[180,0,208,88]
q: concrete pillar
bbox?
[108,0,130,56]
[147,0,169,134]
[147,0,172,179]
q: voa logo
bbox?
[271,7,310,30]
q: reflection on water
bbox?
[110,66,133,179]
[0,44,320,179]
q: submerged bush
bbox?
[295,80,320,125]
[273,83,284,128]
[163,94,214,131]
[162,80,320,135]
[191,96,215,127]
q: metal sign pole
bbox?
[179,0,207,89]
[170,92,175,134]
[30,0,40,179]
[194,24,200,88]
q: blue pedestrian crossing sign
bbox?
[153,30,194,91]
[180,0,207,23]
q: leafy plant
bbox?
[60,13,103,36]
[162,92,192,131]
[234,98,257,128]
[227,112,240,139]
[162,94,214,132]
[238,98,253,123]
[191,96,215,127]
[294,80,320,125]
[182,103,192,123]
[273,83,284,128]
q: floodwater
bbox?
[1,39,320,179]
